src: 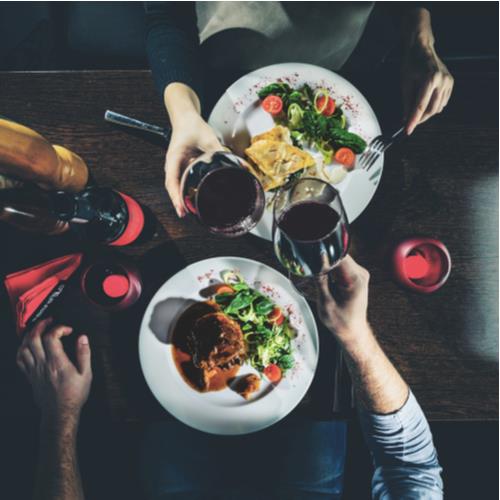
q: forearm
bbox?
[164,83,201,127]
[35,415,84,500]
[339,325,442,497]
[402,7,435,50]
[338,324,408,414]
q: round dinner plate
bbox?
[209,62,384,241]
[139,256,319,435]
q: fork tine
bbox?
[362,151,378,170]
[365,152,380,171]
[358,150,370,167]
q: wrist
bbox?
[334,322,373,349]
[164,83,201,127]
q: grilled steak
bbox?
[187,312,246,372]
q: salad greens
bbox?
[214,271,296,375]
[258,81,367,160]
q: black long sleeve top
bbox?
[144,2,202,100]
[144,2,432,108]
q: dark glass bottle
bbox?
[0,186,144,245]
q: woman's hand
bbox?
[16,318,92,423]
[163,83,223,217]
[315,255,371,344]
[401,9,454,135]
[165,112,222,216]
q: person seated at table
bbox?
[17,255,443,499]
[144,2,454,217]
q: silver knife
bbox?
[104,110,171,144]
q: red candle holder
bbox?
[392,237,451,293]
[80,259,142,310]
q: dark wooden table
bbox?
[0,67,498,423]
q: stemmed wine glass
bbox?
[273,177,350,279]
[273,177,351,415]
[181,151,265,237]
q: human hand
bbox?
[164,111,223,217]
[16,318,92,422]
[401,13,454,135]
[315,255,371,342]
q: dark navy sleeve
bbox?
[144,2,203,101]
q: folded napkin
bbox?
[4,253,82,334]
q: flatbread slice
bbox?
[245,139,315,180]
[251,125,292,145]
[243,158,283,192]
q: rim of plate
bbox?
[138,256,319,435]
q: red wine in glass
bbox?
[181,151,265,237]
[273,178,349,277]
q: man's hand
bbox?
[163,82,223,217]
[401,9,454,135]
[315,255,371,342]
[16,318,92,422]
[316,256,409,414]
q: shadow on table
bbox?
[107,239,188,421]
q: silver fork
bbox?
[357,127,405,171]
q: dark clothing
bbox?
[140,419,347,500]
[140,392,442,500]
[145,2,203,101]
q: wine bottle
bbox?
[0,186,145,245]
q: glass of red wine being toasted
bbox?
[181,151,265,237]
[273,178,349,280]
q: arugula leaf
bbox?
[278,354,295,370]
[257,82,292,100]
[254,297,274,315]
[226,292,254,312]
[214,293,233,306]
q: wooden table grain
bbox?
[0,68,497,422]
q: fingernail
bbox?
[79,335,89,345]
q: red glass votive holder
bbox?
[392,237,451,293]
[80,259,142,310]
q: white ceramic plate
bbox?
[139,257,319,435]
[209,62,383,240]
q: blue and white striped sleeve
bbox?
[358,391,444,499]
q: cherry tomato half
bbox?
[267,306,285,325]
[261,95,283,116]
[315,95,336,116]
[214,284,235,296]
[263,363,282,383]
[334,147,355,169]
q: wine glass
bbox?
[181,151,265,237]
[272,178,350,278]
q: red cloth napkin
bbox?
[4,253,82,334]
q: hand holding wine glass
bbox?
[315,255,371,341]
[163,83,223,217]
